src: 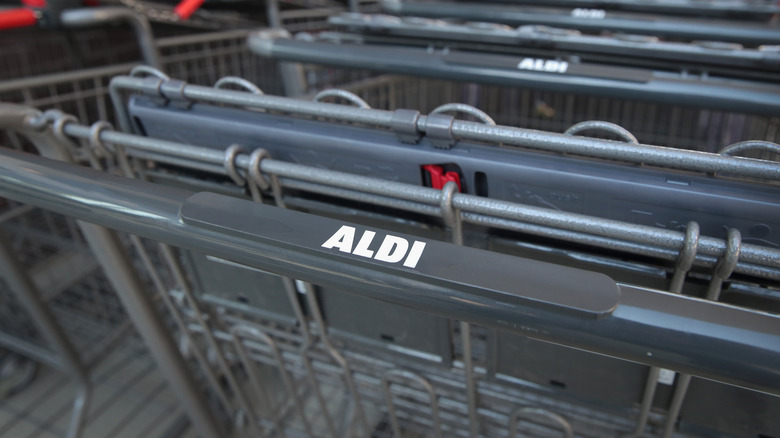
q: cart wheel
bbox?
[0,349,38,399]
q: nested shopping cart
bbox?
[247,14,780,155]
[2,67,778,438]
[0,5,295,436]
[380,0,780,45]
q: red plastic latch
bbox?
[422,165,462,191]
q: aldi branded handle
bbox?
[380,0,780,46]
[247,31,780,115]
[0,147,778,396]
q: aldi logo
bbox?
[322,225,427,269]
[517,58,569,74]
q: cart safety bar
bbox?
[0,147,778,396]
[110,75,780,180]
[380,1,780,46]
[329,13,780,72]
[247,32,780,116]
[0,8,38,30]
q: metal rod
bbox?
[53,113,780,273]
[60,7,162,70]
[660,228,741,438]
[76,223,225,438]
[0,229,91,438]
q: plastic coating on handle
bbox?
[174,0,205,20]
[180,192,621,319]
[0,8,38,30]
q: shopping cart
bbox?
[0,7,289,436]
[380,0,780,46]
[2,70,778,438]
[448,0,780,20]
[246,26,780,155]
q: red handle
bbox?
[174,0,204,20]
[0,8,38,30]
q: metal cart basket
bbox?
[0,13,287,437]
[246,19,780,154]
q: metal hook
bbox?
[669,221,700,294]
[214,77,265,95]
[564,120,639,144]
[382,369,442,438]
[313,89,371,109]
[248,148,272,191]
[509,407,573,438]
[431,103,496,125]
[707,229,741,301]
[88,121,116,157]
[129,65,171,81]
[439,181,463,246]
[223,144,247,186]
[718,140,780,157]
[25,109,65,131]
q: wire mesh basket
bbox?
[0,15,287,438]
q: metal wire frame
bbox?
[6,70,778,437]
[0,29,283,130]
[249,28,780,154]
[106,76,779,437]
[0,26,145,81]
[105,74,780,272]
[0,26,290,438]
[318,74,780,155]
[2,136,763,438]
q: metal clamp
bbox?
[425,113,457,149]
[391,108,422,144]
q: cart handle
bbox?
[174,0,204,20]
[0,8,38,30]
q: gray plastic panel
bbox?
[492,331,649,408]
[185,251,297,325]
[319,289,452,363]
[678,379,780,438]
